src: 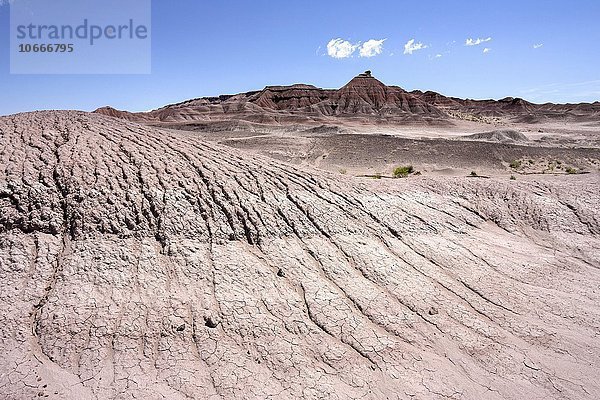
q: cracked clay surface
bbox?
[1,111,599,399]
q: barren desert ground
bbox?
[3,0,600,397]
[1,106,599,399]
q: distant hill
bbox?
[95,71,600,127]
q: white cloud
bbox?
[403,39,428,55]
[483,48,491,53]
[435,54,443,58]
[359,39,386,58]
[465,37,492,46]
[533,43,544,49]
[327,38,359,59]
[326,37,388,59]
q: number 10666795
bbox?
[18,44,74,53]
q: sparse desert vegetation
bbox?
[446,110,501,125]
[393,165,414,178]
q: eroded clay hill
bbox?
[1,111,600,399]
[95,73,600,126]
[95,73,448,126]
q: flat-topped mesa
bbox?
[252,84,332,110]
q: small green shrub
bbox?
[510,175,516,180]
[393,165,414,178]
[565,167,578,174]
[509,160,522,169]
[339,169,347,175]
[470,171,478,177]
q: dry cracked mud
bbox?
[1,111,599,399]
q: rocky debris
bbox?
[203,316,219,329]
[1,111,600,399]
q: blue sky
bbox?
[1,0,600,115]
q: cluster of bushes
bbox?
[393,165,414,178]
[565,166,578,174]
